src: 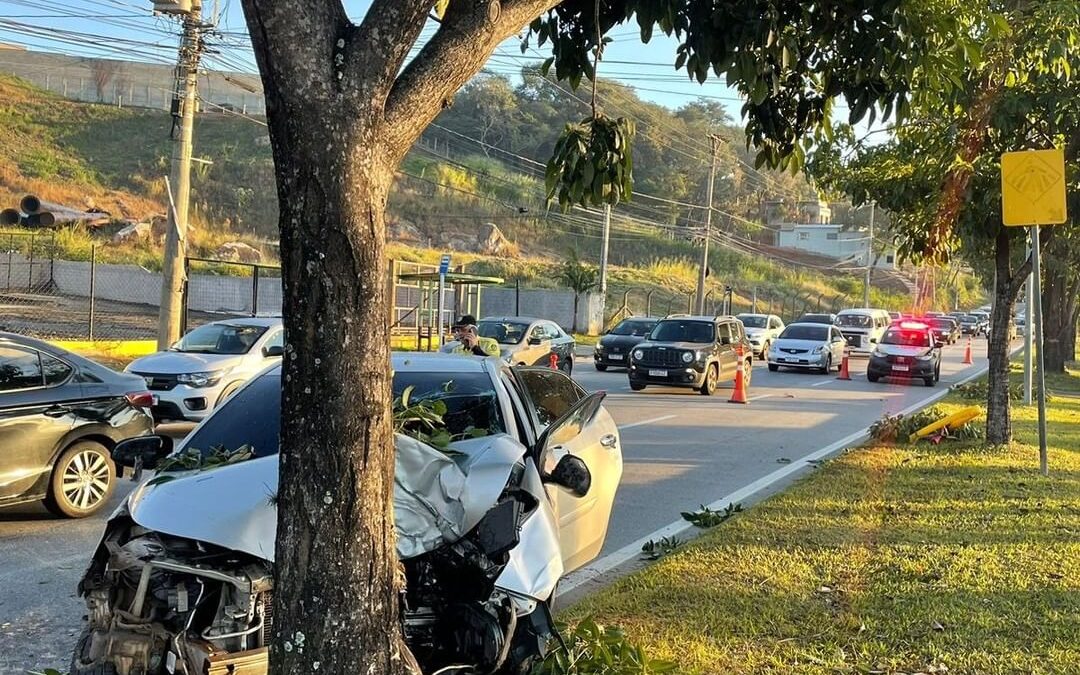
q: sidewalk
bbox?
[563,366,1080,674]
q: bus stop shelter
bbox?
[395,271,504,350]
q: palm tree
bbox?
[557,251,599,334]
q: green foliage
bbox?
[534,617,676,674]
[546,114,635,208]
[868,406,949,443]
[640,536,682,561]
[392,383,488,452]
[557,250,600,294]
[147,444,255,486]
[681,502,742,528]
[952,380,1024,401]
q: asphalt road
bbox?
[0,339,997,673]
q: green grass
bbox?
[566,365,1080,674]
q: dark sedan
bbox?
[928,317,960,344]
[594,317,658,371]
[0,333,154,517]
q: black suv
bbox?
[628,315,753,395]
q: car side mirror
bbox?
[263,345,285,358]
[528,337,542,346]
[112,434,173,480]
[543,454,591,498]
[870,337,878,344]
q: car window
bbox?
[395,371,506,439]
[174,323,268,355]
[737,315,767,328]
[727,321,744,342]
[770,317,783,330]
[41,354,73,386]
[832,328,845,341]
[837,314,872,328]
[610,319,656,336]
[477,321,530,345]
[716,322,733,345]
[882,328,931,347]
[265,330,284,350]
[780,325,829,341]
[514,368,585,428]
[542,323,563,340]
[651,320,715,343]
[0,346,44,391]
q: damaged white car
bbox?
[71,354,622,675]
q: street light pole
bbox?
[695,134,722,315]
[599,204,611,320]
[863,200,875,308]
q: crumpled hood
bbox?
[124,433,525,562]
[127,351,243,375]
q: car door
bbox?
[770,316,785,341]
[515,369,621,571]
[0,346,79,503]
[715,321,738,381]
[546,322,575,368]
[830,327,847,362]
[516,323,552,366]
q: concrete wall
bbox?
[480,287,602,334]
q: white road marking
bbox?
[618,414,677,430]
[810,379,837,387]
[747,394,773,401]
[557,359,998,599]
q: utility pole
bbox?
[863,200,876,308]
[695,134,722,315]
[598,204,611,321]
[157,0,204,350]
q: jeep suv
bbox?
[627,315,753,395]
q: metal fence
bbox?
[181,257,283,333]
[604,286,854,327]
[0,232,175,340]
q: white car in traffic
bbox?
[736,313,785,359]
[126,317,284,421]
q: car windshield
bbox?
[797,314,834,324]
[737,315,768,328]
[650,320,714,343]
[173,323,267,354]
[882,328,931,347]
[610,320,656,336]
[960,316,977,324]
[477,321,531,345]
[178,369,505,462]
[930,318,955,328]
[779,325,829,341]
[837,314,873,328]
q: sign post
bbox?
[1001,148,1068,476]
[437,254,451,347]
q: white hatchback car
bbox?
[126,317,284,421]
[736,313,785,359]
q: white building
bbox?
[776,224,897,269]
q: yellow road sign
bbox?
[1001,149,1067,226]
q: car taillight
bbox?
[126,391,155,408]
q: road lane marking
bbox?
[557,358,999,599]
[810,379,837,387]
[618,414,677,430]
[747,394,773,401]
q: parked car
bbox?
[0,332,154,517]
[74,354,623,674]
[957,314,983,336]
[836,308,892,354]
[736,313,785,359]
[767,322,848,373]
[969,310,990,333]
[125,318,284,422]
[451,317,576,374]
[795,313,839,325]
[627,315,753,395]
[928,316,960,344]
[593,317,658,371]
[867,321,942,386]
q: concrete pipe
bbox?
[0,208,20,225]
[20,194,41,214]
[25,212,55,227]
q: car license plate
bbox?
[648,369,667,377]
[892,365,910,372]
[608,353,623,360]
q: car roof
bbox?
[391,352,497,374]
[662,315,737,322]
[480,316,542,324]
[206,316,282,328]
[784,322,833,330]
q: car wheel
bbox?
[760,342,770,360]
[768,363,779,372]
[215,380,244,408]
[699,364,718,396]
[924,374,937,387]
[867,373,880,383]
[630,382,647,391]
[819,355,832,375]
[44,441,115,518]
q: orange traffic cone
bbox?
[729,361,749,404]
[962,337,973,365]
[549,352,559,370]
[837,349,852,380]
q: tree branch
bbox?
[241,0,350,106]
[348,0,432,100]
[382,0,559,157]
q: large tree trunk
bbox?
[1041,261,1079,373]
[986,229,1017,445]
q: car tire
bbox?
[215,380,244,408]
[630,382,647,391]
[595,364,608,372]
[819,355,832,375]
[44,441,115,518]
[699,364,718,396]
[867,373,880,383]
[760,342,770,360]
[768,363,779,372]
